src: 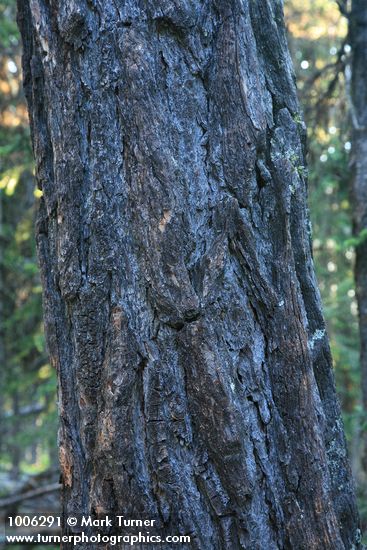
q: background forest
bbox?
[0,0,366,536]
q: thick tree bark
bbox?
[349,0,367,472]
[18,1,361,548]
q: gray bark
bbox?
[18,1,360,548]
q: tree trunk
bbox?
[18,1,361,548]
[0,189,4,456]
[349,0,367,474]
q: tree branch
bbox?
[0,482,60,509]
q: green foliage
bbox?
[0,0,18,49]
[343,228,367,250]
[0,0,57,478]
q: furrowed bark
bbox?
[18,1,360,548]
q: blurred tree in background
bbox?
[0,0,365,533]
[0,0,57,487]
[286,0,367,526]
